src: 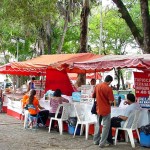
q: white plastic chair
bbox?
[24,110,38,129]
[23,104,45,129]
[48,103,70,135]
[73,103,97,140]
[24,110,29,128]
[114,109,141,148]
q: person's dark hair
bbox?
[91,78,96,85]
[53,89,62,97]
[91,78,96,82]
[28,89,36,104]
[127,93,135,102]
[31,77,35,80]
[104,75,113,82]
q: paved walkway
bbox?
[0,113,147,150]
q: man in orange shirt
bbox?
[93,75,114,148]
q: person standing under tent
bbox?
[90,78,96,86]
[26,77,36,93]
[93,75,114,148]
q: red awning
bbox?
[11,53,102,73]
[0,63,46,76]
[3,54,150,76]
[11,53,99,68]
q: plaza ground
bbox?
[0,113,147,150]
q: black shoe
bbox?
[99,143,113,148]
[107,140,114,145]
[93,141,99,145]
[118,139,125,142]
[56,127,59,132]
[50,127,55,130]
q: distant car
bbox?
[1,82,12,89]
[5,82,12,88]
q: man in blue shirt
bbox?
[27,77,35,92]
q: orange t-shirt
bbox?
[93,82,114,116]
[21,94,29,108]
[27,97,39,115]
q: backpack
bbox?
[26,104,37,115]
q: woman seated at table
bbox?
[25,89,49,128]
[49,89,69,128]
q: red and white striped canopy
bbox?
[73,54,150,71]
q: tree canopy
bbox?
[0,0,149,64]
[112,0,150,53]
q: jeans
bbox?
[107,117,123,142]
[93,114,111,146]
[37,110,49,125]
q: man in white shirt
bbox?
[107,93,140,144]
[120,97,140,128]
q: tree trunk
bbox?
[56,0,73,54]
[3,50,8,63]
[114,68,126,90]
[114,68,120,90]
[57,15,68,54]
[38,26,45,55]
[75,74,86,89]
[79,0,90,53]
[76,0,90,84]
[39,39,44,55]
[112,0,145,52]
[140,0,150,53]
[120,71,126,90]
[46,20,52,54]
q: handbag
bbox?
[91,99,97,114]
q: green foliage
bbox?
[88,2,142,55]
[62,22,80,53]
[0,0,144,63]
[0,0,58,63]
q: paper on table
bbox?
[119,100,128,108]
[62,95,72,102]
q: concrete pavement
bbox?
[0,113,147,150]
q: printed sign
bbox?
[134,72,150,108]
[138,97,150,108]
[134,72,150,97]
[80,85,94,103]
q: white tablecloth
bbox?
[39,100,97,121]
[69,102,97,122]
[39,100,150,128]
[4,94,149,128]
[111,107,150,127]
